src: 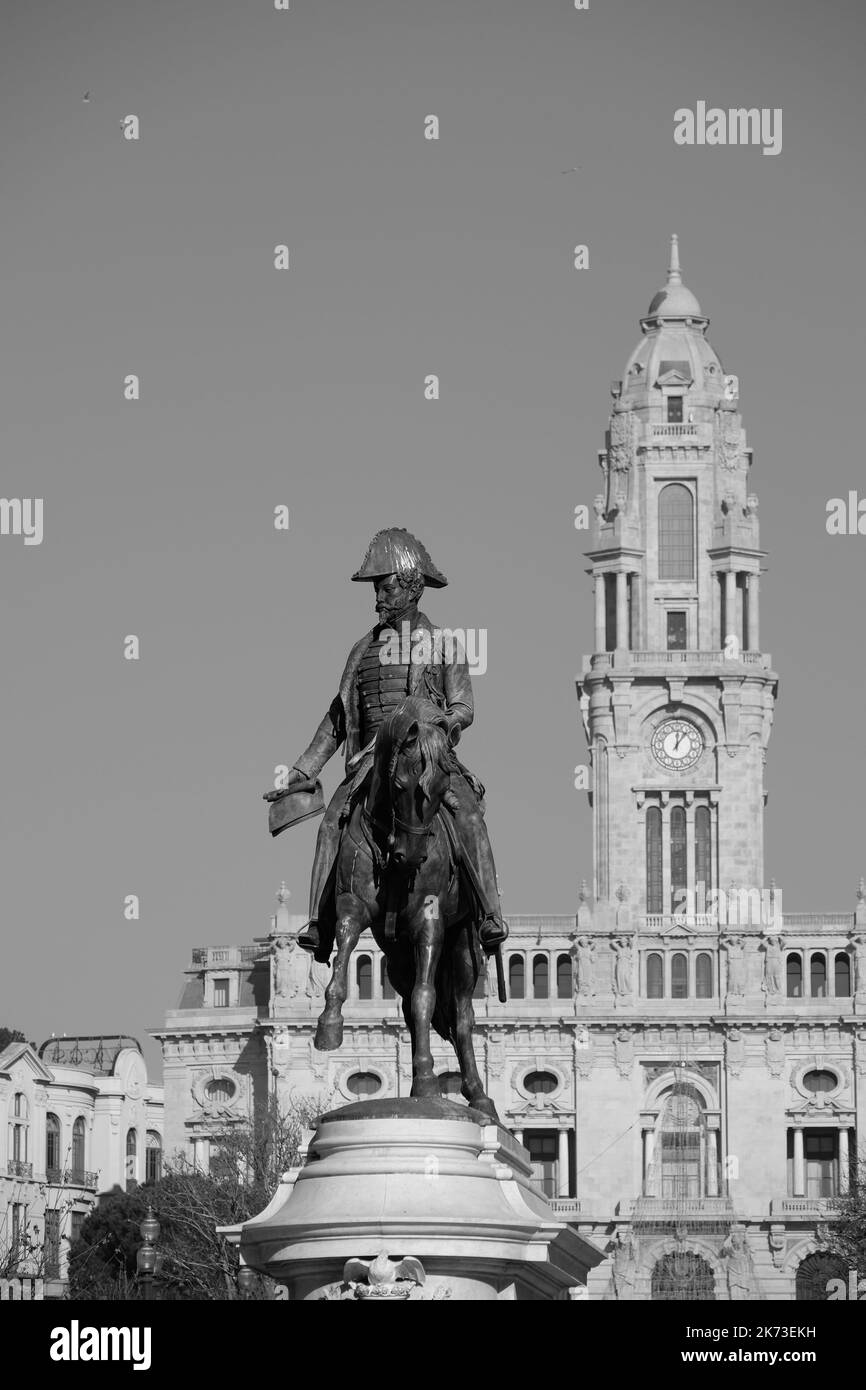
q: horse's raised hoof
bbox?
[468,1095,500,1124]
[314,1012,344,1051]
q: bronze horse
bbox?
[313,696,499,1122]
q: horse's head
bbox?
[370,697,458,871]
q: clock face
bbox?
[651,718,703,771]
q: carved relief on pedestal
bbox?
[765,1027,786,1078]
[725,1026,745,1077]
[614,1028,634,1079]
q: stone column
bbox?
[724,570,737,647]
[630,572,642,650]
[594,573,606,653]
[839,1129,850,1195]
[685,799,696,922]
[615,571,628,651]
[558,1129,570,1197]
[513,1129,523,1146]
[661,801,671,924]
[707,1129,719,1197]
[792,1127,805,1197]
[644,1128,656,1195]
[747,573,760,651]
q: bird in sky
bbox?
[561,166,581,174]
[83,92,90,102]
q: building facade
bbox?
[0,1036,163,1298]
[155,241,865,1300]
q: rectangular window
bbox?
[805,1131,837,1198]
[45,1209,61,1277]
[666,611,687,651]
[660,1132,701,1198]
[604,574,616,653]
[213,978,230,1008]
[70,1211,84,1247]
[525,1131,558,1198]
[667,396,684,423]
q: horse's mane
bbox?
[377,697,456,799]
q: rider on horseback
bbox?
[265,527,508,965]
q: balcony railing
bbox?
[549,1197,585,1216]
[191,945,270,967]
[588,649,771,671]
[6,1160,33,1179]
[650,424,705,439]
[770,1197,839,1218]
[45,1167,99,1190]
[629,1196,736,1220]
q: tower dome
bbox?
[643,234,706,325]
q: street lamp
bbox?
[136,1205,160,1301]
[237,1264,256,1300]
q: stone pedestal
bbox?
[225,1097,603,1301]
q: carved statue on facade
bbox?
[721,1229,755,1299]
[761,931,786,996]
[611,937,634,996]
[571,936,596,997]
[271,936,298,1002]
[610,1228,638,1300]
[722,935,746,996]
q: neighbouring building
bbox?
[0,1036,163,1299]
[154,239,865,1300]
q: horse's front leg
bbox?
[409,896,443,1098]
[314,892,370,1051]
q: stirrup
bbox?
[479,915,508,953]
[297,921,320,954]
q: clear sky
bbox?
[1,0,864,1076]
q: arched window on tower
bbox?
[834,952,851,998]
[695,806,712,902]
[508,955,525,999]
[356,955,372,1001]
[658,484,695,581]
[646,953,664,999]
[671,952,689,999]
[670,807,687,914]
[532,954,549,999]
[556,954,573,999]
[810,952,827,999]
[646,807,662,915]
[696,952,713,998]
[787,953,803,999]
[380,957,396,1000]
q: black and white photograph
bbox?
[2,0,865,1368]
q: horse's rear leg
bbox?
[409,907,442,1099]
[453,932,500,1123]
[315,893,368,1051]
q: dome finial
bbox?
[668,233,682,285]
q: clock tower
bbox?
[577,236,779,928]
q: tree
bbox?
[826,1153,866,1280]
[67,1093,326,1301]
[0,1027,28,1053]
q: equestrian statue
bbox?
[263,527,506,1119]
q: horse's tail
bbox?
[432,947,456,1045]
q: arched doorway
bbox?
[651,1251,715,1300]
[795,1251,846,1301]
